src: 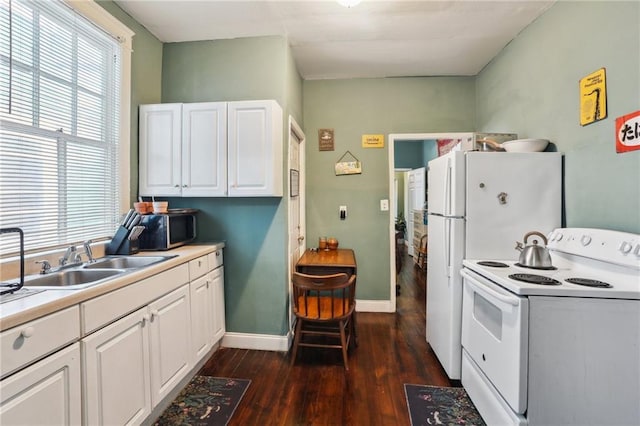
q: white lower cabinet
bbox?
[0,343,81,425]
[82,306,152,426]
[82,284,192,425]
[190,273,213,363]
[211,266,226,343]
[148,284,192,406]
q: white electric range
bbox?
[460,228,640,426]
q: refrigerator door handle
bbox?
[444,217,451,278]
[444,158,452,217]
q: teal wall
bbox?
[476,1,640,233]
[395,141,425,169]
[303,78,475,300]
[160,36,303,336]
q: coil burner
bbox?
[477,261,509,268]
[565,278,612,288]
[508,273,561,286]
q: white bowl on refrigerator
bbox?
[501,138,549,152]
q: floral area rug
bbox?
[404,384,485,426]
[155,376,250,426]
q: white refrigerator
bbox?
[426,150,562,380]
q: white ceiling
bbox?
[114,0,555,80]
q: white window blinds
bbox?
[0,0,122,255]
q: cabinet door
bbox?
[211,266,226,343]
[190,273,213,363]
[82,307,151,426]
[227,100,283,197]
[0,343,81,425]
[182,102,227,197]
[148,284,192,407]
[139,103,182,196]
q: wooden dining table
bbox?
[295,248,357,277]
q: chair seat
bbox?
[296,295,353,320]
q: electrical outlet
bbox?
[339,205,347,220]
[380,199,389,211]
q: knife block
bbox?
[106,226,139,255]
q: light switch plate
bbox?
[380,199,389,211]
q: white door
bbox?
[288,116,305,333]
[148,285,192,407]
[139,103,182,196]
[182,102,227,197]
[0,343,81,425]
[82,307,152,426]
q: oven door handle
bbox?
[461,269,520,307]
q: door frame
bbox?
[387,133,470,311]
[287,115,306,338]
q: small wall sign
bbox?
[579,68,607,126]
[318,129,334,151]
[615,110,640,153]
[362,134,384,148]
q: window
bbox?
[0,0,132,255]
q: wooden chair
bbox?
[290,272,357,370]
[416,234,428,270]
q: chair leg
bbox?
[290,318,303,366]
[339,320,349,371]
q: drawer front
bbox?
[207,249,223,270]
[82,264,189,335]
[1,306,80,378]
[189,255,209,280]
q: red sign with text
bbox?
[616,110,640,153]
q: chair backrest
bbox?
[292,272,356,321]
[419,234,428,250]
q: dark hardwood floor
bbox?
[199,248,452,425]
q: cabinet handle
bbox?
[20,326,35,338]
[150,309,159,318]
[182,184,188,188]
[216,251,220,257]
[142,314,151,323]
[198,260,202,267]
[174,184,180,188]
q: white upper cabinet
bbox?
[139,103,182,196]
[139,100,282,197]
[182,103,227,197]
[139,102,227,197]
[227,100,283,197]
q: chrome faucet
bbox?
[83,240,95,263]
[60,245,81,266]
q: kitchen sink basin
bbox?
[24,269,125,289]
[83,255,175,270]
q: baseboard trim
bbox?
[356,298,394,313]
[222,331,292,352]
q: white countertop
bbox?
[0,243,225,332]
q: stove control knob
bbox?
[581,235,592,246]
[619,241,633,254]
[554,233,563,242]
[633,244,640,257]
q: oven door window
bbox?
[473,292,503,340]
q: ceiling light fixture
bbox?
[337,0,362,8]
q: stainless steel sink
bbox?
[24,269,125,289]
[83,255,174,270]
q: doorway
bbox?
[387,133,471,312]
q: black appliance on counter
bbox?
[138,210,197,250]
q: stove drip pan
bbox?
[477,261,509,268]
[509,273,561,286]
[565,278,613,288]
[515,263,557,271]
